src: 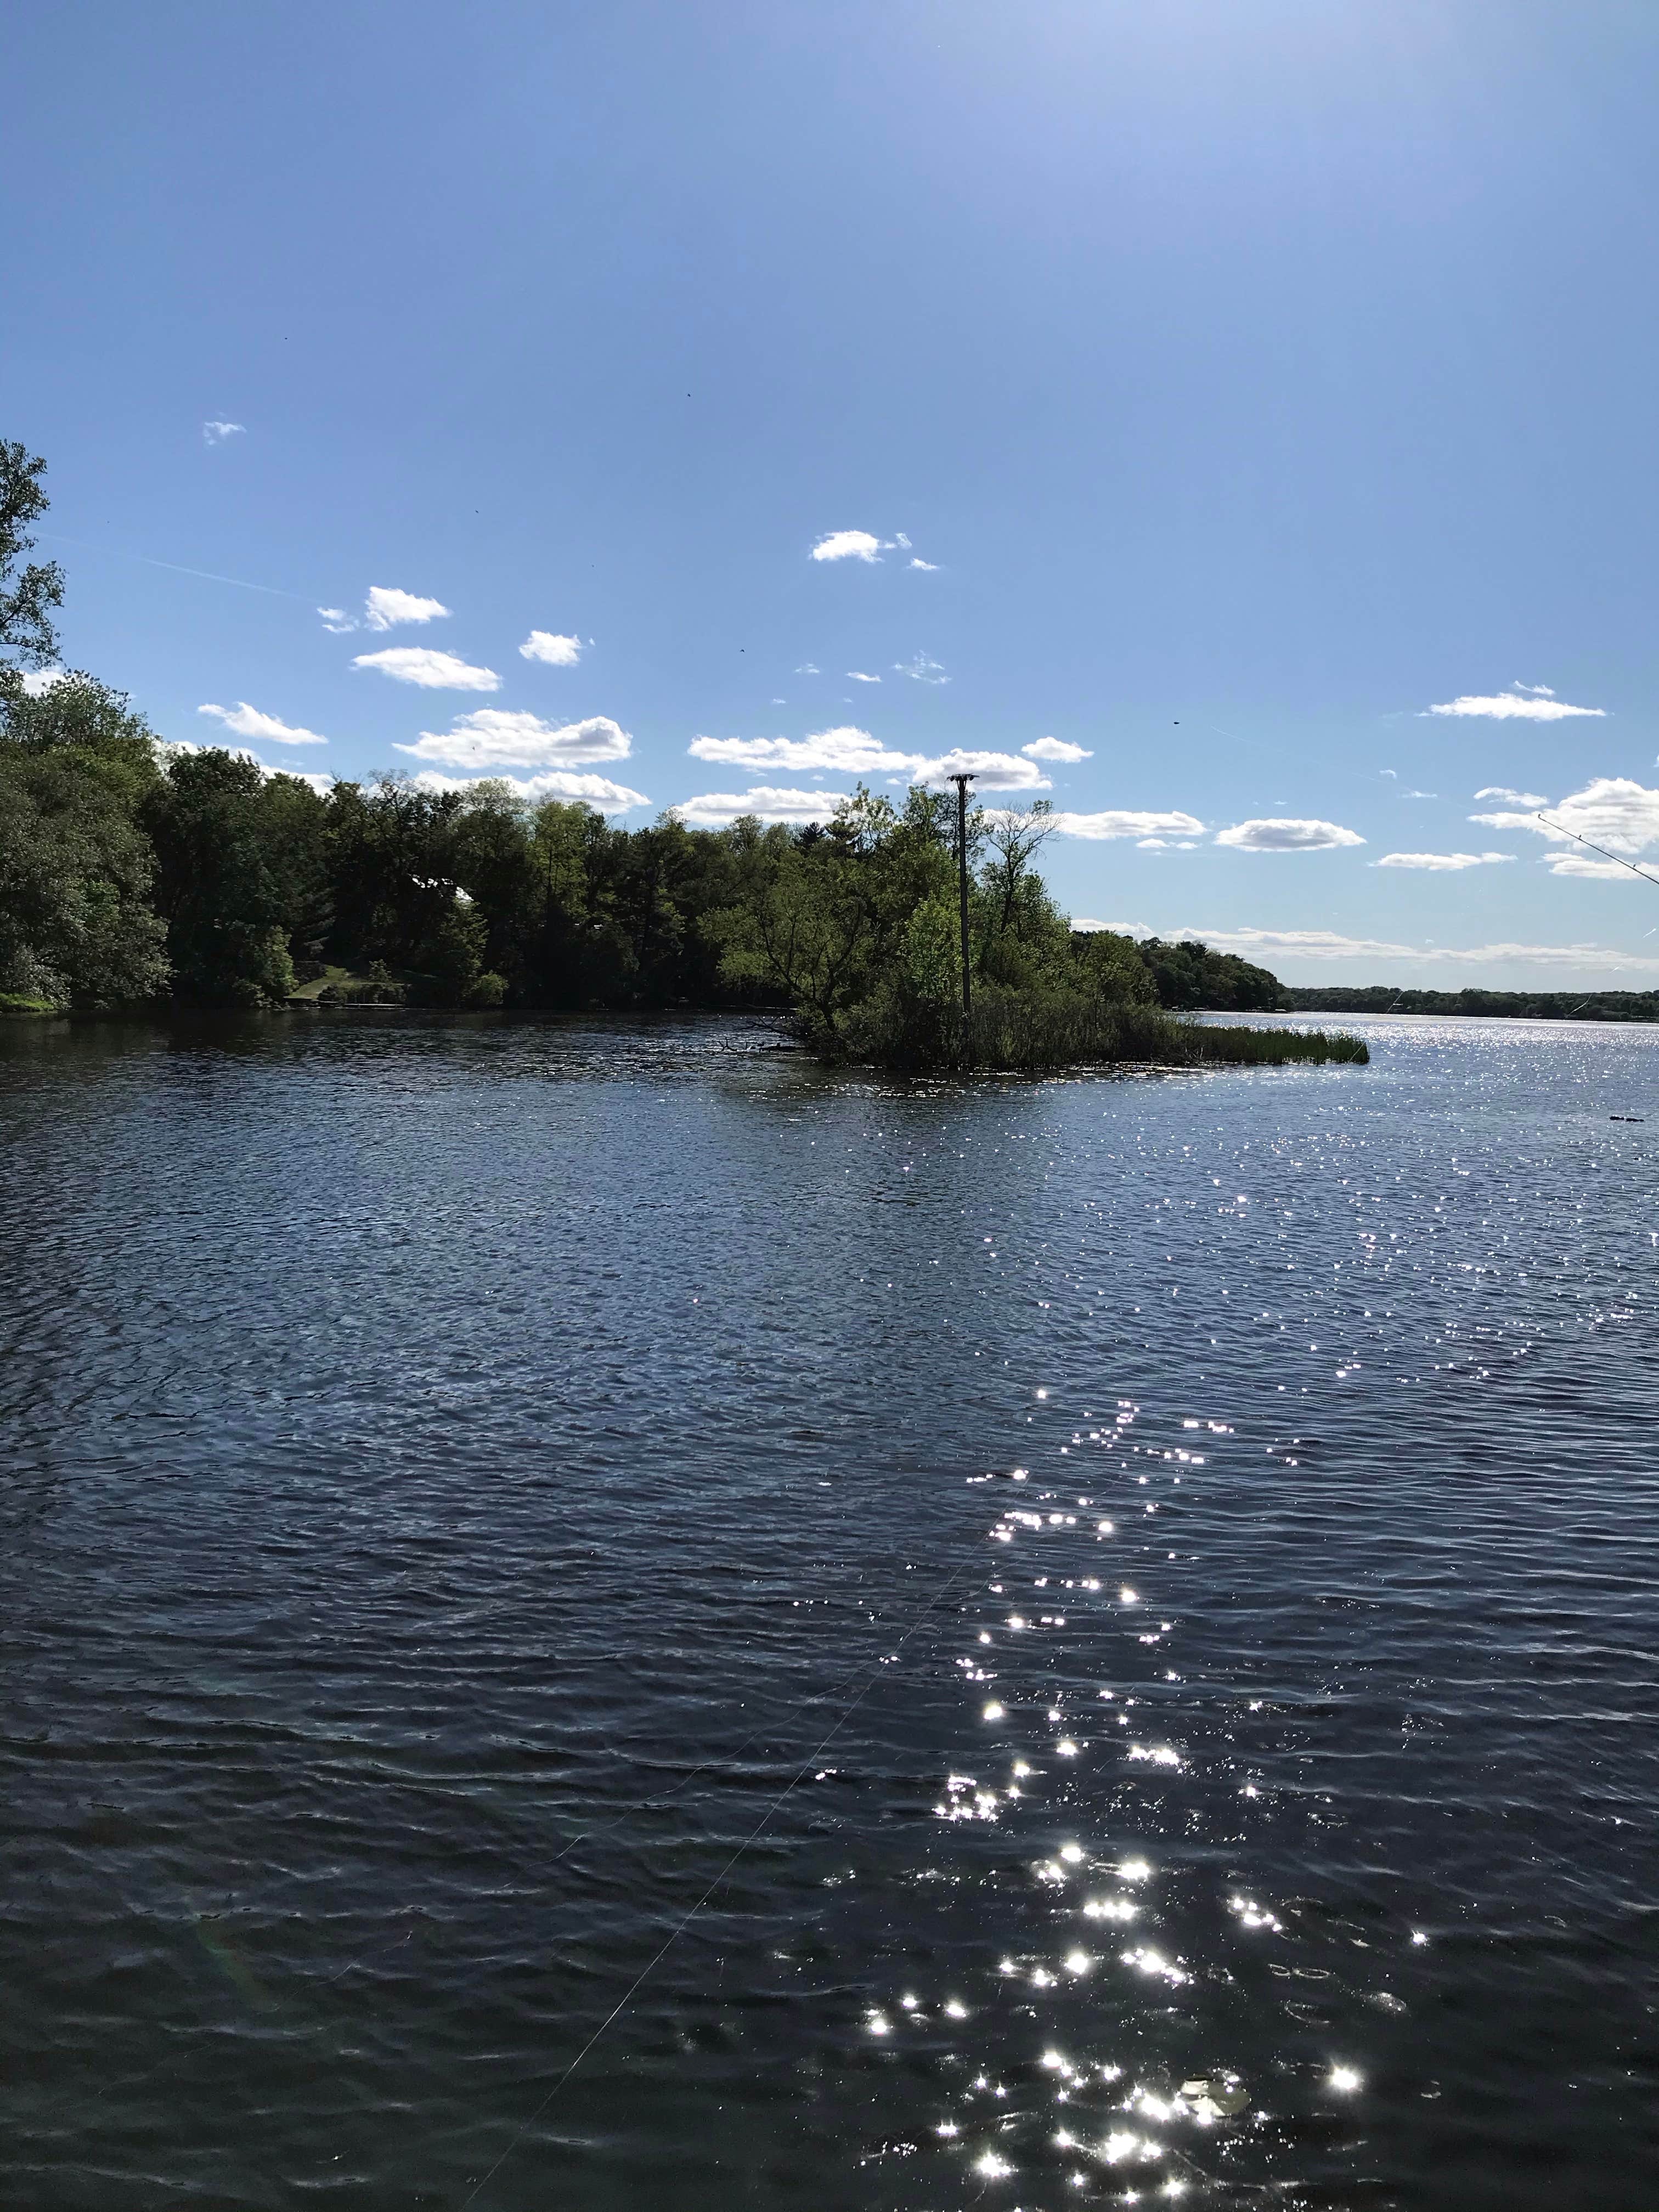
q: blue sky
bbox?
[8,1,1659,983]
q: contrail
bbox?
[37,531,309,601]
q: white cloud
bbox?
[318,606,358,634]
[1426,688,1604,720]
[1375,851,1513,870]
[1023,737,1093,764]
[687,727,1048,789]
[1511,681,1555,696]
[1470,776,1659,861]
[847,670,882,683]
[411,769,648,810]
[520,630,583,667]
[673,786,850,825]
[691,726,902,775]
[352,647,500,691]
[923,749,1049,790]
[202,420,245,445]
[397,710,631,769]
[364,585,450,631]
[1215,818,1365,851]
[15,667,66,696]
[1051,809,1205,841]
[810,530,889,563]
[795,662,820,675]
[895,652,949,685]
[1474,786,1548,807]
[199,701,328,747]
[909,557,939,571]
[1538,853,1647,882]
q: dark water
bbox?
[2,1011,1656,2211]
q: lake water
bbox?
[2,1011,1655,2211]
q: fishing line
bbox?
[459,1534,991,2209]
[1535,813,1659,893]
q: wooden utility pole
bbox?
[950,771,974,1062]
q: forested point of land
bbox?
[0,438,1364,1072]
[1282,987,1659,1022]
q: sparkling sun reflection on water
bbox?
[2,1012,1657,2209]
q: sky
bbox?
[7,0,1659,984]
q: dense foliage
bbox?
[1,440,1362,1069]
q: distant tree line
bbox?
[1282,986,1659,1022]
[2,438,1363,1072]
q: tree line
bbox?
[1283,985,1659,1022]
[3,438,1331,1069]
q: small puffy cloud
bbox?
[909,557,939,571]
[920,749,1049,791]
[1474,786,1548,807]
[352,647,500,690]
[1470,776,1659,857]
[364,585,450,631]
[411,769,647,810]
[673,786,850,825]
[318,606,358,634]
[795,662,820,675]
[1052,809,1204,841]
[686,727,1047,790]
[1375,851,1513,870]
[691,726,902,776]
[847,670,882,683]
[1023,737,1092,764]
[1215,817,1365,851]
[810,530,889,563]
[397,710,631,769]
[520,630,583,666]
[1539,853,1646,881]
[895,652,949,685]
[202,420,245,445]
[1426,687,1604,720]
[199,701,328,746]
[16,667,66,696]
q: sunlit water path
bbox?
[1,1012,1655,2210]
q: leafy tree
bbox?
[148,749,297,1005]
[0,747,169,1005]
[1069,927,1158,1005]
[0,441,65,669]
[1137,935,1284,1012]
[0,668,168,1005]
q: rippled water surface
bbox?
[2,1011,1656,2211]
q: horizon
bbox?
[8,2,1659,986]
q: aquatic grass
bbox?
[839,985,1367,1072]
[1178,1021,1369,1066]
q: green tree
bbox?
[0,441,66,669]
[148,749,297,1005]
[0,668,169,1006]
